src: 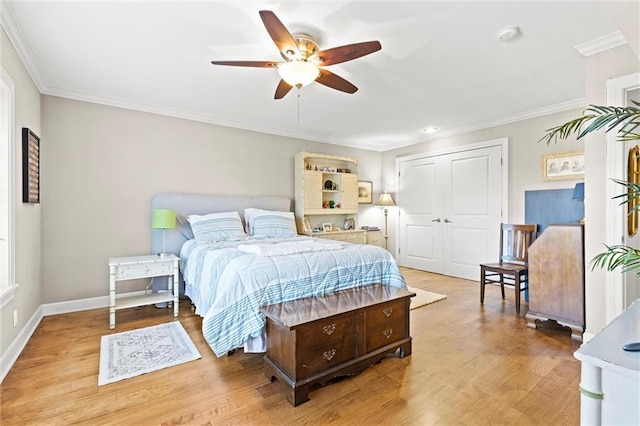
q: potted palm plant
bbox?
[540,101,640,351]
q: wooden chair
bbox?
[480,223,538,314]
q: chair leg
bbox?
[500,273,505,299]
[514,274,521,314]
[480,268,485,304]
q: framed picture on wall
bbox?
[358,181,373,204]
[22,128,40,203]
[541,150,584,182]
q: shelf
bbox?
[305,208,358,215]
[115,292,174,310]
[295,151,359,232]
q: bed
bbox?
[150,193,406,357]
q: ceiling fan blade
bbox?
[316,69,358,94]
[315,41,382,66]
[259,10,300,59]
[274,80,293,99]
[211,60,280,68]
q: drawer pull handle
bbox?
[383,329,393,339]
[322,324,336,335]
[383,308,393,317]
[322,349,336,361]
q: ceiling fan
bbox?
[211,10,382,99]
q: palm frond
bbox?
[539,101,640,146]
[591,245,640,274]
[610,179,640,214]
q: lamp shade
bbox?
[152,209,176,229]
[572,182,585,200]
[376,192,396,207]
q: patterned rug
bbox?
[408,287,447,310]
[98,321,201,386]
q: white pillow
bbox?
[244,208,297,237]
[187,211,247,243]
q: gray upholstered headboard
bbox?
[150,192,293,258]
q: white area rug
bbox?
[408,287,447,310]
[98,321,201,386]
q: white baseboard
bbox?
[41,290,150,316]
[1,290,153,383]
[41,295,109,316]
[0,305,43,383]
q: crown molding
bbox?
[574,31,627,57]
[0,2,47,92]
[379,98,586,152]
[43,84,342,143]
[43,83,586,153]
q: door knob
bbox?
[444,218,453,223]
[432,218,441,222]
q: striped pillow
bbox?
[244,208,298,237]
[187,211,247,243]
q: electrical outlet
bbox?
[13,309,18,327]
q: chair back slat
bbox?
[499,223,538,264]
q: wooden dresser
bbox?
[311,229,383,247]
[526,224,585,340]
[260,284,415,406]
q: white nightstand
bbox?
[108,254,179,329]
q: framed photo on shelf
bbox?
[541,150,584,182]
[322,223,332,232]
[22,128,40,203]
[358,181,373,204]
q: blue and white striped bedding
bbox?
[180,235,406,357]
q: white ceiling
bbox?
[1,1,637,151]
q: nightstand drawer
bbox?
[115,261,173,280]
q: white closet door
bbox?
[398,144,503,281]
[397,157,442,271]
[442,146,502,280]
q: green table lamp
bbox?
[152,209,176,256]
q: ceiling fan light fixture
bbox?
[278,60,320,88]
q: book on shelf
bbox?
[360,226,380,231]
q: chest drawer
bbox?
[115,261,173,280]
[365,299,407,352]
[296,313,356,378]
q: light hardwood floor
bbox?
[1,268,581,425]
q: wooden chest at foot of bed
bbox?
[260,284,415,406]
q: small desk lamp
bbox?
[152,209,176,257]
[376,191,396,250]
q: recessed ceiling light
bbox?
[496,25,520,41]
[421,127,439,134]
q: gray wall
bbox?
[40,96,385,303]
[0,28,42,354]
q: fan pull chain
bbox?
[297,88,301,124]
